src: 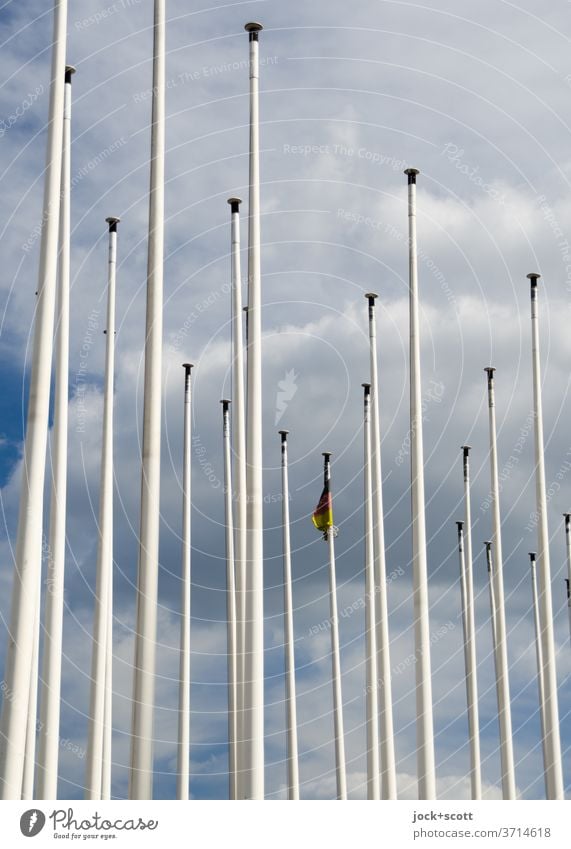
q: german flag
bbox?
[312,478,333,533]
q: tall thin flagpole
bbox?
[364,293,396,799]
[484,367,516,799]
[85,216,120,800]
[456,521,481,800]
[243,20,264,801]
[460,447,482,800]
[322,452,347,800]
[526,273,564,800]
[404,167,436,801]
[565,514,571,647]
[228,197,246,797]
[176,364,193,800]
[129,0,165,800]
[0,0,68,798]
[22,594,41,799]
[484,538,504,786]
[529,552,548,798]
[362,385,380,800]
[35,63,75,801]
[279,430,300,800]
[222,401,237,800]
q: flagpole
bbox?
[129,0,165,800]
[33,63,75,800]
[526,273,564,800]
[0,0,68,799]
[21,598,41,799]
[529,552,548,798]
[364,293,396,799]
[564,515,571,647]
[228,197,246,797]
[456,521,481,800]
[404,167,436,801]
[85,216,120,800]
[176,364,193,800]
[484,367,516,799]
[362,385,380,800]
[279,431,300,800]
[484,538,504,785]
[321,452,347,800]
[243,20,264,800]
[221,400,237,800]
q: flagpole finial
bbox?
[362,382,371,392]
[221,398,231,410]
[182,363,193,375]
[527,272,541,282]
[456,521,464,530]
[227,197,242,213]
[322,451,332,460]
[529,551,537,560]
[404,167,420,184]
[279,429,289,442]
[245,21,263,40]
[105,216,120,232]
[65,65,76,83]
[461,445,471,454]
[365,292,378,306]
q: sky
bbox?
[1,0,571,800]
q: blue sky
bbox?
[1,0,571,799]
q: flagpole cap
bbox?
[527,272,541,282]
[65,65,76,83]
[221,399,231,411]
[404,167,420,184]
[106,216,120,232]
[245,21,263,40]
[528,551,536,559]
[322,451,332,460]
[365,292,378,307]
[564,512,571,521]
[461,445,471,457]
[483,540,492,549]
[456,521,464,530]
[182,362,194,373]
[227,197,242,213]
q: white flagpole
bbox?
[227,197,246,797]
[456,521,481,800]
[362,385,380,800]
[243,20,264,800]
[21,596,41,799]
[176,364,193,800]
[529,552,548,797]
[484,538,504,786]
[85,217,120,800]
[129,0,165,800]
[364,293,396,799]
[102,579,112,800]
[404,167,436,801]
[35,65,75,799]
[565,514,571,647]
[0,0,68,798]
[279,430,300,800]
[222,401,237,800]
[526,273,564,800]
[322,452,347,800]
[484,367,516,799]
